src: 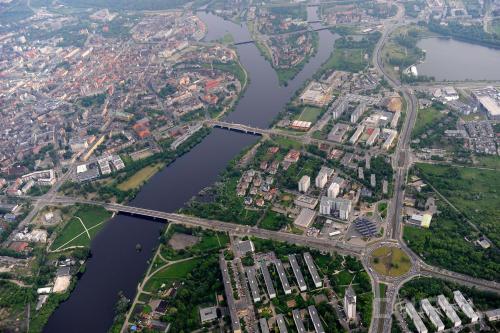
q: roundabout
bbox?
[369,245,412,278]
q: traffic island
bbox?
[370,246,412,278]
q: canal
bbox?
[44,9,336,332]
[416,37,500,81]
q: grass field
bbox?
[271,137,302,150]
[117,164,164,191]
[371,247,411,277]
[379,283,387,297]
[412,107,444,138]
[491,19,500,35]
[50,205,112,251]
[475,155,500,170]
[320,48,366,73]
[144,258,201,292]
[416,163,500,246]
[192,232,229,252]
[259,211,290,231]
[295,106,323,123]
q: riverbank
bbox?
[45,10,338,332]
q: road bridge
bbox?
[211,120,266,136]
[233,40,255,46]
[42,196,364,257]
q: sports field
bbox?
[50,205,112,251]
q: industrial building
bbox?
[289,254,307,291]
[276,314,288,333]
[245,267,261,303]
[260,262,276,299]
[437,295,461,327]
[303,252,322,288]
[354,218,378,237]
[259,318,270,333]
[474,86,500,120]
[219,255,242,333]
[405,302,428,333]
[421,299,445,331]
[454,290,479,322]
[308,305,325,333]
[298,175,311,193]
[344,286,357,321]
[275,260,292,295]
[292,309,306,333]
[294,208,317,229]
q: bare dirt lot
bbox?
[168,233,200,250]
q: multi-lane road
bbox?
[5,6,500,332]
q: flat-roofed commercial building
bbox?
[275,260,292,295]
[276,314,288,333]
[406,302,427,333]
[485,309,500,322]
[219,255,242,333]
[303,252,322,288]
[437,295,461,327]
[260,318,270,333]
[245,267,261,303]
[261,262,276,299]
[421,299,444,331]
[289,254,307,292]
[294,208,316,229]
[308,305,325,333]
[454,290,479,323]
[292,309,306,333]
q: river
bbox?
[416,37,500,81]
[44,9,336,332]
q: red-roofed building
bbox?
[133,123,151,139]
[9,241,29,253]
[284,150,300,163]
[205,79,220,92]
